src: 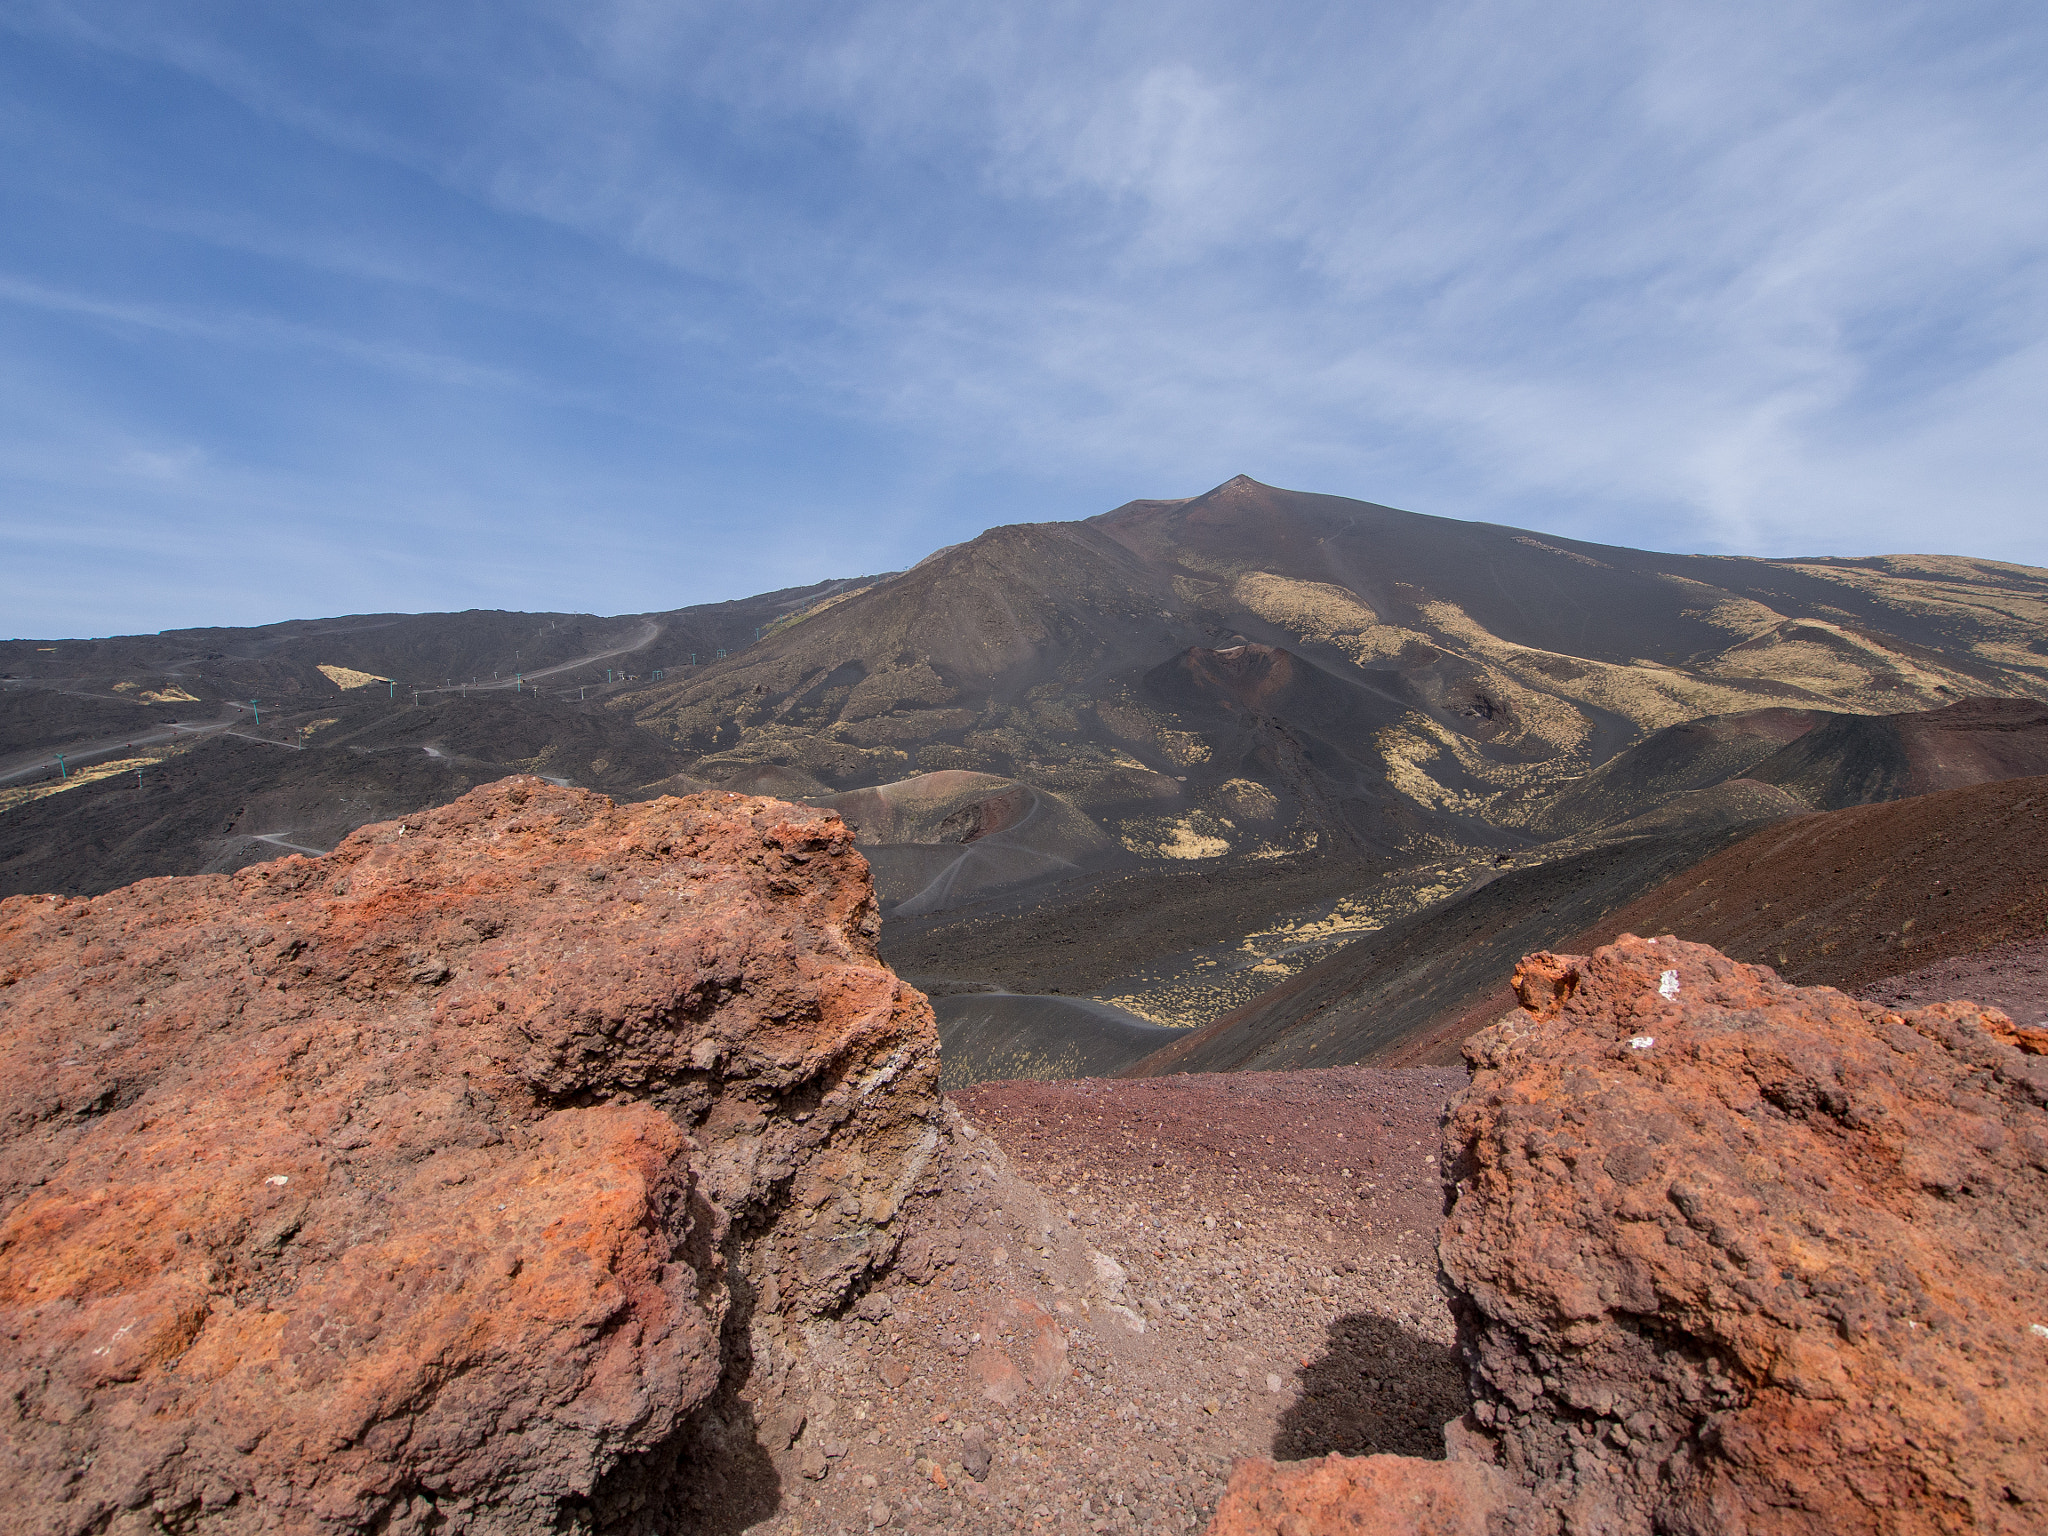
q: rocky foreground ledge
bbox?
[0,780,939,1534]
[3,780,2045,1536]
[1217,935,2048,1535]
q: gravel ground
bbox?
[1852,933,2048,1027]
[731,1067,1469,1535]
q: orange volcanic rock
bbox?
[0,779,939,1536]
[1206,1454,1515,1535]
[1444,936,2048,1534]
[1206,936,2048,1535]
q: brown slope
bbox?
[1418,772,2048,1056]
[1527,707,1822,835]
[1561,772,2048,990]
[1528,694,2048,837]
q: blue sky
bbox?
[3,1,2045,638]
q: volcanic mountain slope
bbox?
[1003,692,2041,1071]
[0,576,881,707]
[0,690,697,897]
[0,580,892,895]
[1128,769,2048,1075]
[9,474,2048,930]
[1530,694,2048,836]
[619,476,2048,877]
[1561,772,2048,995]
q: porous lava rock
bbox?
[0,779,939,1536]
[1442,936,2048,1534]
[1204,936,2048,1535]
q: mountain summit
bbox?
[623,476,2047,870]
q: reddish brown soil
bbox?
[1853,933,2048,1026]
[1569,773,2048,986]
[954,1070,1463,1276]
[745,1069,1469,1535]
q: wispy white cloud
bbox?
[1,0,2044,636]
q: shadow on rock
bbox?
[1271,1311,1467,1462]
[593,1384,783,1536]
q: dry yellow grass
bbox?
[0,755,160,815]
[1118,810,1233,859]
[317,664,388,690]
[113,682,200,703]
[1214,778,1278,820]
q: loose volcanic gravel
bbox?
[728,1067,1469,1535]
[1852,932,2048,1028]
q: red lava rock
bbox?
[971,1292,1069,1392]
[0,778,939,1536]
[1444,935,2048,1534]
[967,1345,1025,1406]
[1206,1453,1515,1535]
[1207,935,2048,1535]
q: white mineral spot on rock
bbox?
[265,1175,290,1186]
[2032,1324,2048,1339]
[1658,969,1680,998]
[1630,1037,1655,1050]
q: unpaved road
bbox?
[415,620,663,694]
